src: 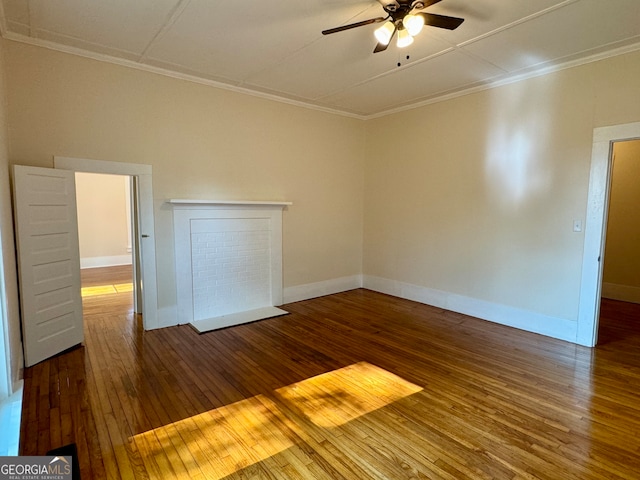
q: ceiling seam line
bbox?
[456,0,581,49]
[242,4,379,86]
[138,0,191,63]
[314,47,456,102]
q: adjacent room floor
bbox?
[18,270,640,479]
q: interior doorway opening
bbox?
[597,139,640,343]
[53,156,159,330]
[579,122,640,347]
[75,172,139,316]
[600,140,640,305]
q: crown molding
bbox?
[2,30,640,121]
[365,39,640,119]
[1,31,367,120]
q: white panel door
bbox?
[12,165,83,367]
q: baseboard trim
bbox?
[363,275,578,343]
[154,275,362,330]
[157,305,178,329]
[151,274,580,343]
[602,282,640,304]
[80,255,132,269]
[284,275,363,304]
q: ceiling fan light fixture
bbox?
[374,21,395,45]
[322,0,465,54]
[397,27,414,48]
[403,14,424,36]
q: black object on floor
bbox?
[47,443,81,480]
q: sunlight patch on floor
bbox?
[130,362,422,478]
[132,395,293,479]
[275,361,422,428]
[81,283,133,297]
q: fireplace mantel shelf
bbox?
[168,199,292,207]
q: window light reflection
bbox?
[132,395,294,479]
[81,283,133,297]
[275,361,422,428]
[130,362,422,478]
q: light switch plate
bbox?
[573,220,583,232]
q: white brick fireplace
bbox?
[169,200,291,333]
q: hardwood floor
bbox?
[19,278,640,479]
[80,265,134,316]
[81,265,133,288]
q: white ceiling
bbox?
[1,0,640,118]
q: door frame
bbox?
[577,121,640,346]
[0,260,9,399]
[54,157,159,330]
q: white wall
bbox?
[363,49,640,342]
[3,35,640,349]
[75,172,132,269]
[3,39,365,323]
[602,140,640,303]
[0,38,22,392]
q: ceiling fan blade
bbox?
[322,17,386,35]
[373,42,389,53]
[419,12,464,30]
[373,25,397,53]
[421,0,443,8]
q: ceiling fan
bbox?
[322,0,464,53]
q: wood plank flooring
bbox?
[80,265,134,316]
[81,265,133,288]
[19,272,640,479]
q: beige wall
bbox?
[76,172,131,266]
[3,39,365,315]
[364,49,640,324]
[602,140,640,302]
[0,38,22,391]
[3,34,640,350]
